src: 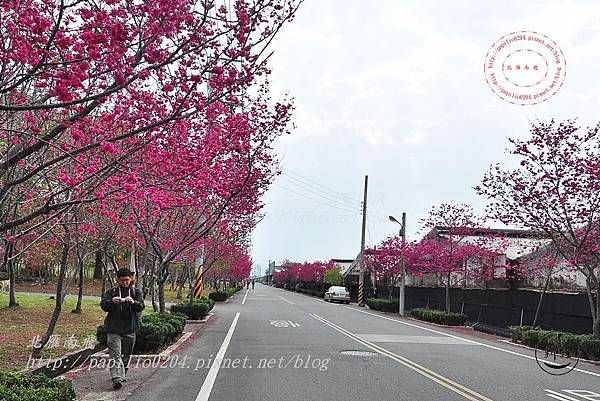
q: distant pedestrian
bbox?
[246,281,250,289]
[251,280,255,289]
[100,268,145,390]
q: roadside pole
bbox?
[358,175,368,307]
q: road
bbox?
[83,283,600,401]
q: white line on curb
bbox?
[194,312,240,401]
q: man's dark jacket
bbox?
[100,286,145,335]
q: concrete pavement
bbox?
[73,283,600,401]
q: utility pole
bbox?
[389,213,407,316]
[399,212,406,316]
[358,175,368,307]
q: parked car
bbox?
[324,286,350,304]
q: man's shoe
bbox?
[113,381,123,390]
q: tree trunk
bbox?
[585,275,599,337]
[533,266,553,328]
[73,257,84,314]
[158,279,166,314]
[150,275,158,313]
[176,261,189,300]
[32,225,71,358]
[4,240,18,307]
[101,274,107,297]
[93,250,103,279]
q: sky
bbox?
[250,0,600,274]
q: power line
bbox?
[273,183,361,214]
[282,167,362,204]
[278,174,361,209]
[367,222,374,246]
[367,210,388,224]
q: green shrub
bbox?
[579,335,600,360]
[367,298,380,311]
[558,334,580,357]
[134,319,167,353]
[196,296,215,311]
[521,329,542,348]
[367,298,399,312]
[0,371,75,401]
[512,328,600,361]
[411,308,467,326]
[96,312,186,354]
[209,291,228,302]
[170,302,210,320]
[540,331,565,350]
[508,325,534,342]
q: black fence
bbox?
[372,285,595,335]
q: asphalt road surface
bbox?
[120,283,600,401]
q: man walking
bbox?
[100,268,145,389]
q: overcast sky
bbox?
[250,0,600,274]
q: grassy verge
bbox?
[14,279,105,297]
[15,280,204,304]
[0,293,107,370]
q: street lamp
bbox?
[389,213,406,316]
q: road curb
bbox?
[185,312,214,324]
[91,331,194,360]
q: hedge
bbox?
[170,301,210,320]
[367,298,399,313]
[0,370,75,401]
[208,291,228,302]
[411,308,467,326]
[96,312,187,354]
[197,296,215,311]
[226,287,242,297]
[508,326,600,361]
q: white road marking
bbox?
[269,320,300,328]
[564,390,600,400]
[241,289,249,304]
[194,313,240,401]
[343,306,600,378]
[278,296,295,305]
[244,297,280,300]
[545,389,582,401]
[356,334,478,345]
[311,313,493,401]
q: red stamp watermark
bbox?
[484,31,566,105]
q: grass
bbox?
[15,279,197,304]
[0,293,106,370]
[0,283,222,369]
[15,279,105,297]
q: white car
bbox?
[324,286,350,304]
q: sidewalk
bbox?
[68,318,210,401]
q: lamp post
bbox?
[389,213,406,316]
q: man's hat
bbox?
[116,268,134,278]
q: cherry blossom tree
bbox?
[476,119,600,336]
[416,204,499,313]
[0,0,300,235]
[364,236,405,300]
